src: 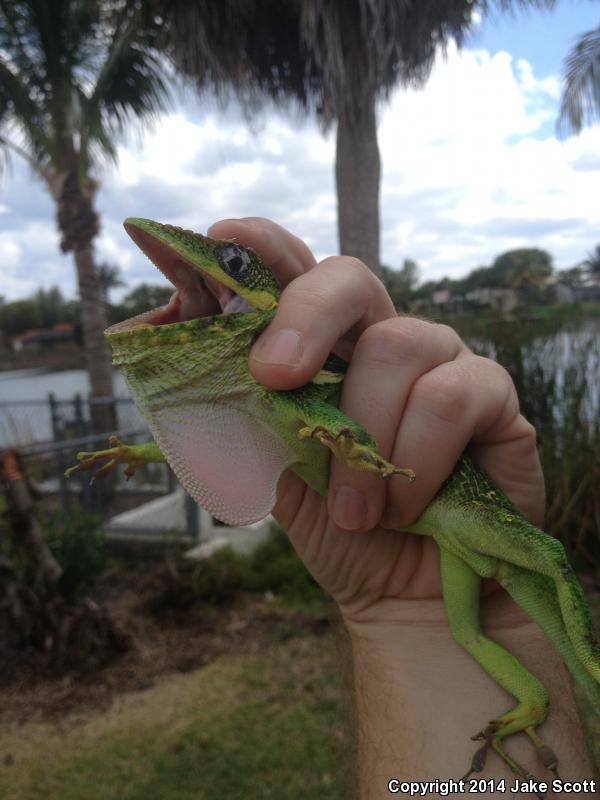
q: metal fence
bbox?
[0,393,200,541]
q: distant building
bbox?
[465,287,518,312]
[422,287,517,315]
[430,289,465,314]
[552,280,600,305]
[553,282,576,304]
[11,322,76,352]
[576,284,600,303]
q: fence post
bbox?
[49,393,71,516]
[184,492,200,543]
[166,465,176,494]
[74,393,93,512]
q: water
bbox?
[0,369,133,447]
[1,318,599,447]
[464,317,600,429]
[0,368,129,403]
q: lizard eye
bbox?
[216,244,252,282]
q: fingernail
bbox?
[333,485,368,530]
[253,328,303,366]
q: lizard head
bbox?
[108,218,280,334]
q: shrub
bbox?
[43,509,107,604]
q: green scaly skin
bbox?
[68,218,600,783]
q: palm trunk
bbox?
[51,162,116,436]
[73,243,116,434]
[335,89,381,276]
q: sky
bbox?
[0,0,599,301]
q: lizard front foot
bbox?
[298,425,415,482]
[65,436,159,482]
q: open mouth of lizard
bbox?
[112,223,254,333]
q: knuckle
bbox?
[432,323,463,350]
[319,254,369,275]
[413,370,469,426]
[319,255,381,297]
[474,354,512,386]
[471,355,519,414]
[280,276,333,316]
[355,317,432,364]
[517,415,538,448]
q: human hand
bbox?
[207,217,546,626]
[205,218,596,788]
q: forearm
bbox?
[346,594,594,799]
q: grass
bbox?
[0,631,351,800]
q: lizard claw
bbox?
[460,741,489,779]
[65,436,150,482]
[298,424,415,481]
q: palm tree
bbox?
[558,24,600,136]
[156,0,555,276]
[582,244,600,279]
[96,262,125,304]
[0,0,169,431]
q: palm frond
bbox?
[558,25,600,137]
[0,57,50,167]
[79,5,169,171]
[162,0,557,129]
[0,0,36,74]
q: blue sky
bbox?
[0,0,599,300]
[471,0,600,139]
[471,0,598,74]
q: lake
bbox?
[0,369,135,447]
[1,316,599,448]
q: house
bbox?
[552,280,600,305]
[11,322,76,352]
[430,289,466,314]
[465,287,518,313]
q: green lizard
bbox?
[68,218,600,783]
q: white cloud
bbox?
[378,43,600,279]
[0,221,64,298]
[0,39,599,300]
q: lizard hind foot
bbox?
[525,729,560,777]
[298,424,415,482]
[466,717,555,792]
[460,740,489,780]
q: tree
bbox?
[0,1,169,430]
[558,24,600,135]
[122,283,174,316]
[557,265,586,289]
[382,258,420,309]
[488,248,553,289]
[155,0,555,276]
[0,299,40,338]
[96,263,125,304]
[582,244,600,278]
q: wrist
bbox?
[342,591,594,795]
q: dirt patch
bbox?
[0,563,332,730]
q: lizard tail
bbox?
[500,568,600,775]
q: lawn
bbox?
[0,630,352,800]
